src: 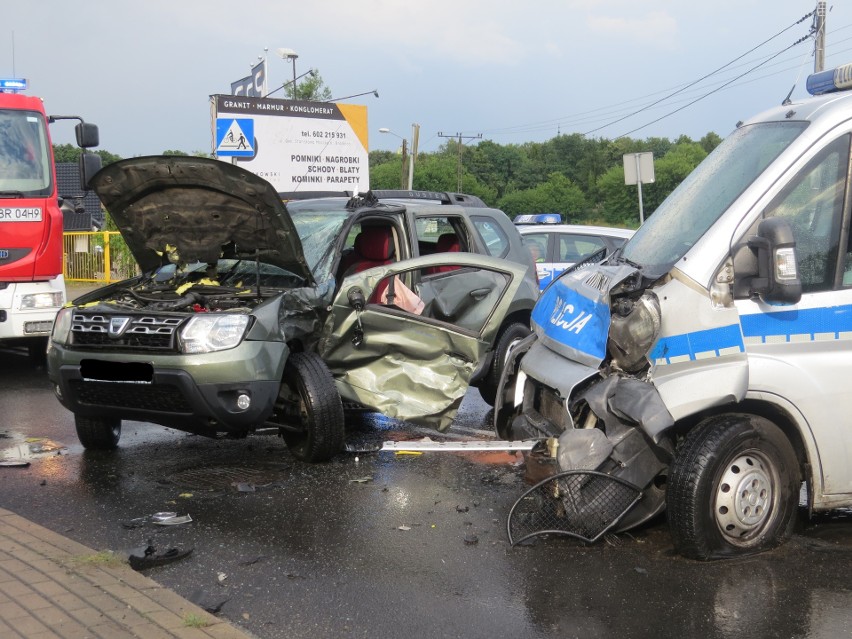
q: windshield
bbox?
[621,121,808,277]
[0,109,52,197]
[286,199,350,281]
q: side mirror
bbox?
[75,122,99,149]
[747,218,802,305]
[78,152,102,190]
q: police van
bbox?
[495,63,852,559]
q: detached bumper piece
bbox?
[507,470,642,546]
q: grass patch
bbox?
[67,551,126,569]
[183,613,210,628]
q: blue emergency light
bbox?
[514,213,562,225]
[806,63,852,96]
[0,78,28,92]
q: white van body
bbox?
[496,65,852,559]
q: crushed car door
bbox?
[320,253,526,431]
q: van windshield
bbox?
[621,121,808,278]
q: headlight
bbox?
[21,291,64,309]
[179,314,250,354]
[51,307,74,345]
[607,293,661,372]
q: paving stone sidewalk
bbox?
[0,508,258,639]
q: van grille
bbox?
[71,312,183,351]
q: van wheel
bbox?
[277,352,344,462]
[75,415,121,450]
[478,322,530,406]
[667,415,799,560]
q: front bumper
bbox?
[48,340,287,436]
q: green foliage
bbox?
[53,144,122,166]
[597,141,708,226]
[284,71,333,101]
[497,173,587,221]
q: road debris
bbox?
[128,544,193,570]
[381,438,538,453]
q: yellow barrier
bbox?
[63,231,139,283]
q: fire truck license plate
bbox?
[0,208,43,221]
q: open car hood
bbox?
[90,156,314,283]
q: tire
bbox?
[75,415,121,450]
[277,352,345,463]
[478,322,530,406]
[667,414,799,560]
[27,338,48,366]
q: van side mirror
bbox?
[78,152,102,190]
[747,218,802,305]
[75,122,99,149]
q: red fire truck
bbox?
[0,78,100,361]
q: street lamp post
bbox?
[379,128,409,190]
[276,48,298,98]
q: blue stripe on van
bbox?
[739,304,852,341]
[650,324,745,364]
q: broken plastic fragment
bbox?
[398,525,412,531]
[153,514,193,526]
[349,477,372,484]
[129,545,193,571]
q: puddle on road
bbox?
[1,438,67,461]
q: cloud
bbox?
[261,0,528,66]
[586,11,679,49]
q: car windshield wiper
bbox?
[0,190,26,198]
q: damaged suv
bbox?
[497,63,852,559]
[47,156,537,461]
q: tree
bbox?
[53,144,122,166]
[283,71,332,101]
[497,173,587,220]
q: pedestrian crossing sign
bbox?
[216,118,255,157]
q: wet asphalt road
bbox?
[1,347,851,639]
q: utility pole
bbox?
[408,123,420,191]
[399,138,408,190]
[814,1,826,73]
[438,131,482,192]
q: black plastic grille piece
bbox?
[507,470,642,545]
[70,379,192,413]
[71,312,183,351]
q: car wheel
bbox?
[667,414,799,560]
[74,415,121,450]
[478,322,530,406]
[277,352,345,462]
[27,338,48,366]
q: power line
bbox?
[614,34,812,139]
[583,11,815,136]
[472,13,852,141]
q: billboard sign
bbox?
[230,59,267,98]
[211,94,369,193]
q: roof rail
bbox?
[278,190,349,201]
[345,190,488,207]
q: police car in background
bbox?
[514,213,634,289]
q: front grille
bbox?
[70,379,192,413]
[538,386,567,428]
[71,312,184,351]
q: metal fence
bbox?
[63,231,139,283]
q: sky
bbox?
[5,1,852,159]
